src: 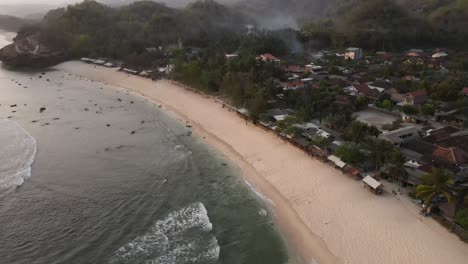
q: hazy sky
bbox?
[0,0,73,4]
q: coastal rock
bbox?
[0,30,67,68]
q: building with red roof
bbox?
[402,90,427,106]
[259,53,281,65]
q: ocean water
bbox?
[0,119,37,190]
[0,33,288,264]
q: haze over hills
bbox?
[1,0,467,68]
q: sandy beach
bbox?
[56,61,468,264]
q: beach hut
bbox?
[362,175,383,195]
[81,58,94,63]
[327,155,346,169]
[121,68,139,75]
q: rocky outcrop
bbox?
[0,31,67,68]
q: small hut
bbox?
[362,175,383,195]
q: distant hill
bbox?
[0,15,33,32]
[235,0,468,37]
[0,4,58,19]
[294,0,468,49]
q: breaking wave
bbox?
[0,119,37,190]
[110,202,220,264]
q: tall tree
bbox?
[416,168,454,214]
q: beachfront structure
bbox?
[328,155,346,169]
[121,68,139,75]
[362,175,383,195]
[345,47,363,60]
[81,58,94,63]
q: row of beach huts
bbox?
[80,58,173,80]
[233,107,384,195]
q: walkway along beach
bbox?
[56,61,468,264]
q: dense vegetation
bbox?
[301,0,468,50]
[36,0,250,61]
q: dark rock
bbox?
[0,31,67,68]
[130,131,136,135]
[10,104,17,107]
[39,107,46,113]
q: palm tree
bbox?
[416,168,454,214]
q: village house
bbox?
[304,64,325,73]
[283,80,304,90]
[352,83,384,102]
[401,90,427,106]
[384,88,405,105]
[379,126,420,145]
[400,127,468,174]
[259,53,281,65]
[345,47,363,60]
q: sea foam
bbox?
[110,202,219,264]
[0,119,37,190]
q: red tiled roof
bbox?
[287,80,303,88]
[432,147,468,166]
[345,166,361,177]
[261,53,279,61]
[406,52,420,57]
[462,87,468,95]
[424,126,459,143]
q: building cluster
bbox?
[234,48,468,199]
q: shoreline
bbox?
[55,61,468,264]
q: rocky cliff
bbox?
[0,31,67,68]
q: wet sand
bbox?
[56,61,468,264]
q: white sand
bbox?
[56,61,468,264]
